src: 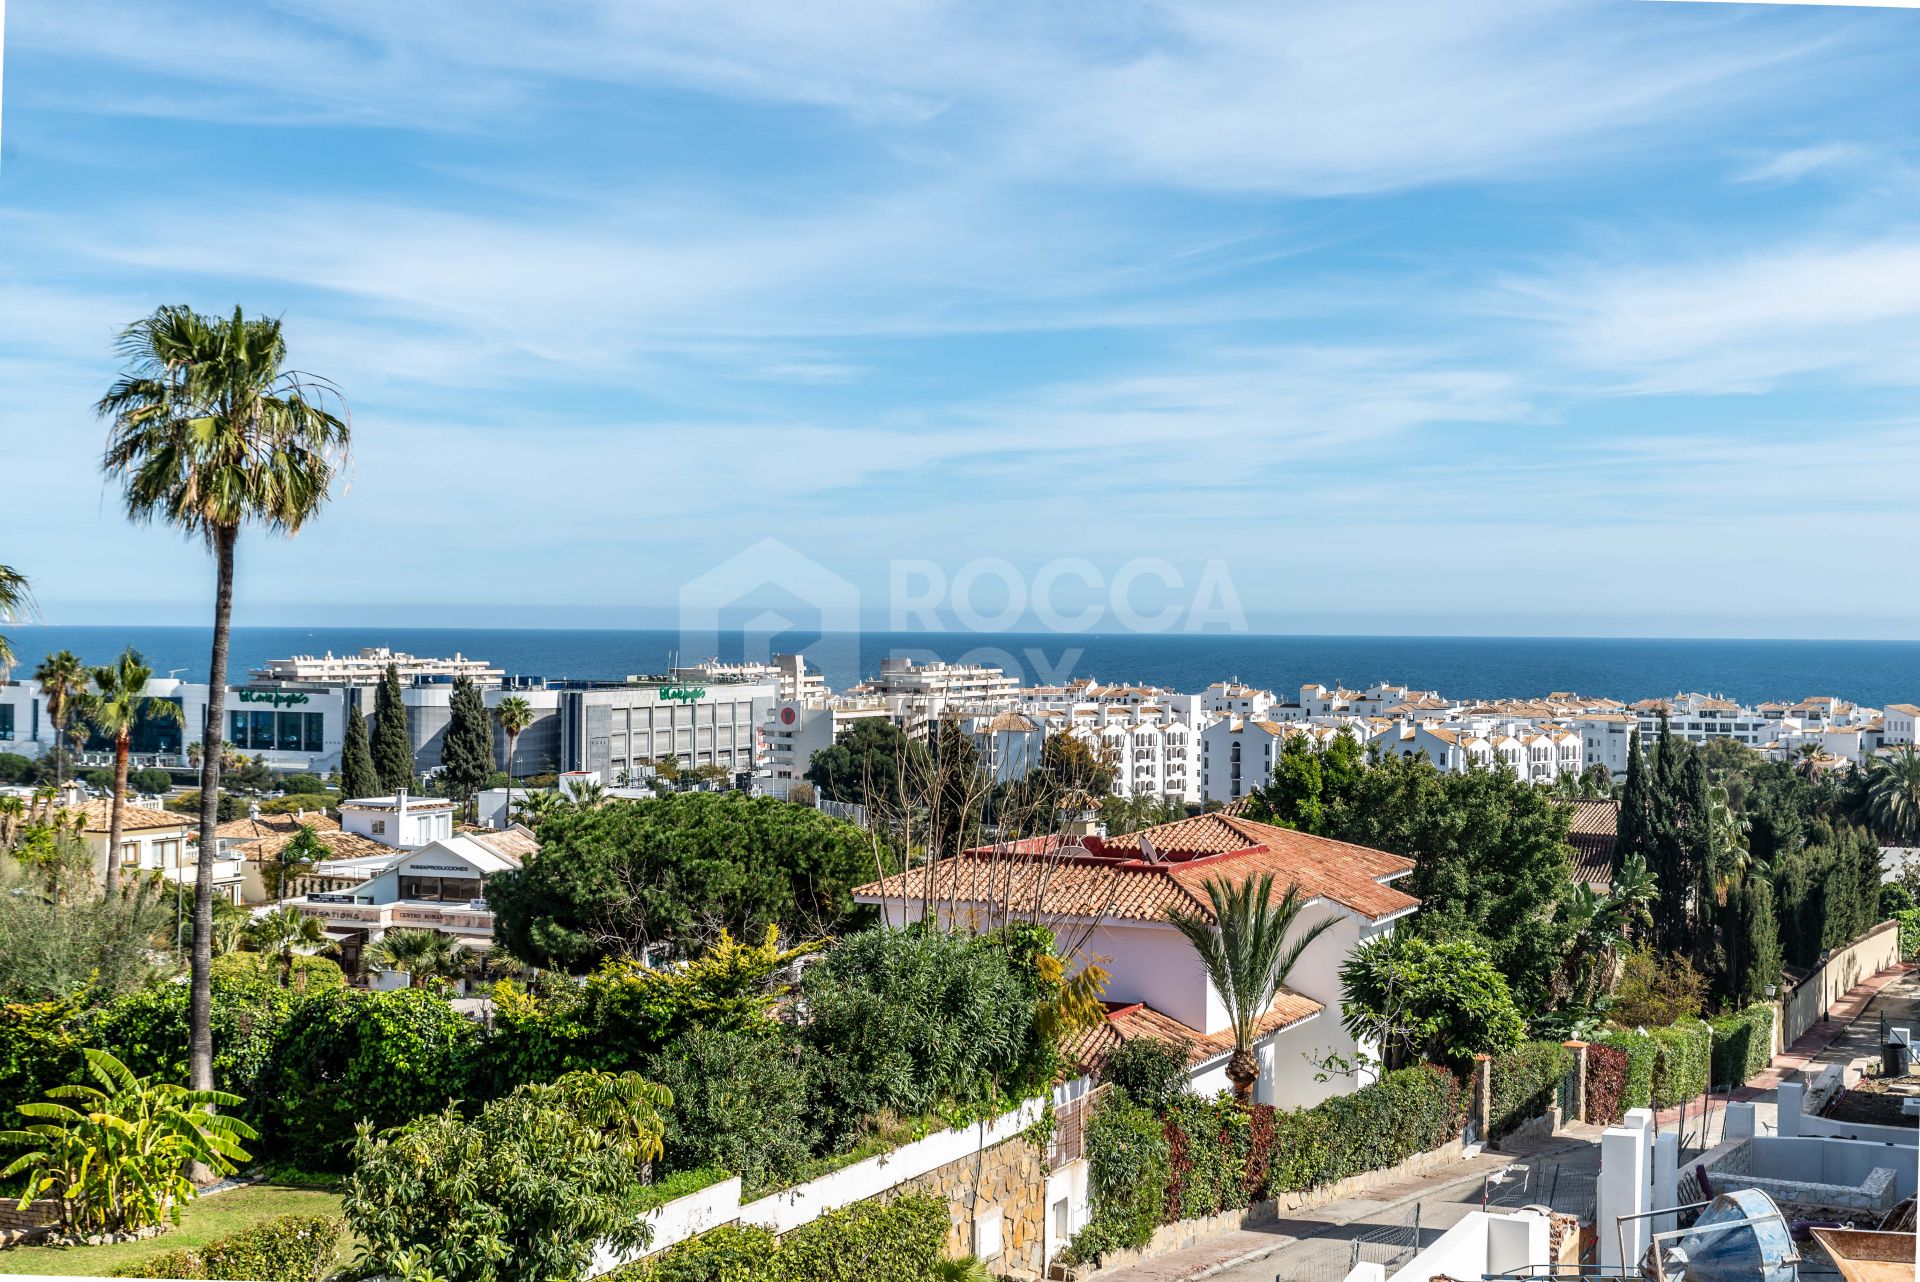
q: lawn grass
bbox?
[0,1183,347,1277]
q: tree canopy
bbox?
[371,663,413,794]
[484,792,879,969]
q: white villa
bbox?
[854,811,1418,1110]
[70,796,246,902]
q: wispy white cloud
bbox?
[1731,142,1869,184]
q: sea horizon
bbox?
[6,624,1917,709]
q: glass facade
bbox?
[399,875,483,902]
[80,696,184,755]
[0,704,12,741]
[228,708,324,752]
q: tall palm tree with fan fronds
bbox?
[1165,872,1335,1103]
[86,648,183,893]
[99,304,350,1092]
[493,695,533,825]
[32,651,87,785]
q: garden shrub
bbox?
[613,1195,946,1282]
[259,987,481,1169]
[1648,1020,1711,1108]
[1590,1030,1656,1113]
[1312,1065,1466,1185]
[1488,1042,1572,1139]
[1898,907,1920,962]
[83,967,297,1126]
[771,1194,948,1282]
[1584,1043,1631,1125]
[644,1026,817,1195]
[1709,1005,1774,1089]
[0,995,86,1113]
[1071,1064,1467,1264]
[1164,1097,1251,1220]
[115,1213,344,1281]
[1098,1037,1192,1109]
[1066,1091,1170,1261]
[800,925,1058,1142]
[344,1072,668,1282]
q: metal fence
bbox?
[1275,1204,1424,1282]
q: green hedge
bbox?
[1489,1042,1572,1139]
[1068,1093,1171,1260]
[1709,1005,1774,1089]
[1068,1065,1466,1265]
[613,1194,948,1282]
[1898,908,1920,962]
[1309,1065,1466,1186]
[1590,1030,1657,1112]
[1648,1021,1711,1108]
[113,1214,344,1281]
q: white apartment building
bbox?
[1369,719,1581,785]
[250,647,504,687]
[846,658,1020,716]
[1561,712,1639,777]
[1630,693,1776,747]
[671,654,826,706]
[1882,703,1919,746]
[67,794,245,902]
[339,791,457,849]
[1202,681,1277,720]
[758,698,898,799]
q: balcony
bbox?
[297,896,497,939]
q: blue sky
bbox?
[2,0,1918,638]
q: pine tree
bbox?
[371,662,414,794]
[341,700,378,799]
[441,675,495,818]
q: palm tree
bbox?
[0,795,22,851]
[365,927,463,989]
[0,563,30,679]
[209,896,253,957]
[493,696,533,825]
[511,788,563,829]
[32,651,88,786]
[562,777,607,810]
[86,649,183,894]
[270,824,332,900]
[100,304,350,1091]
[1555,852,1657,1008]
[244,905,328,986]
[1867,746,1920,846]
[1794,740,1826,779]
[1165,872,1335,1103]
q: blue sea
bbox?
[3,626,1917,708]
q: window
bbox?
[371,819,387,834]
[120,841,140,866]
[0,704,12,740]
[399,874,484,902]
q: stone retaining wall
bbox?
[899,1128,1048,1277]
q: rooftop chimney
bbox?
[248,801,260,822]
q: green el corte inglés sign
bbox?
[238,690,311,707]
[659,685,706,704]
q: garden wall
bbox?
[1781,920,1900,1048]
[586,1099,1048,1279]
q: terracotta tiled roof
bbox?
[75,798,191,833]
[1064,990,1324,1074]
[1887,704,1920,717]
[214,811,340,841]
[1559,798,1619,889]
[854,813,1417,923]
[236,827,394,863]
[469,827,540,861]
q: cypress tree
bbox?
[441,675,495,818]
[1619,729,1650,866]
[371,662,414,794]
[341,700,378,799]
[1739,876,1784,1006]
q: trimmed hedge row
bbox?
[1489,1042,1572,1139]
[113,1214,344,1282]
[1648,1021,1711,1108]
[1590,1030,1657,1113]
[611,1193,949,1282]
[1709,1005,1775,1089]
[1069,1066,1467,1265]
